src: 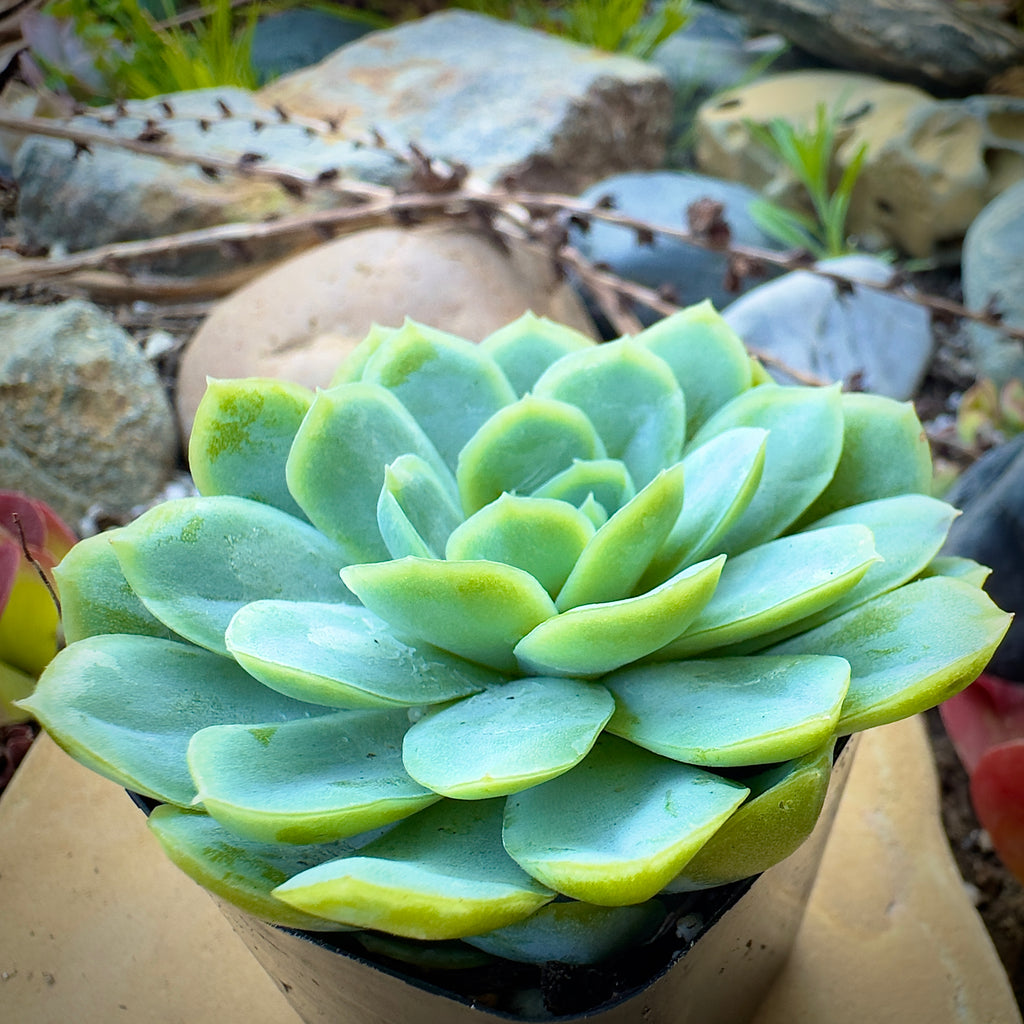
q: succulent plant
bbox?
[22,304,1010,963]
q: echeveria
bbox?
[23,306,1010,959]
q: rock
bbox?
[721,255,932,399]
[175,224,597,437]
[715,0,1024,95]
[569,171,782,325]
[962,179,1024,387]
[696,73,1024,257]
[0,299,178,527]
[13,88,404,272]
[943,434,1024,681]
[250,9,374,84]
[258,10,671,193]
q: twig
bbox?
[10,513,60,616]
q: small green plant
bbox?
[956,377,1024,449]
[22,305,1008,965]
[747,102,869,259]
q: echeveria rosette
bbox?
[21,305,1011,963]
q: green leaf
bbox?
[919,555,990,588]
[531,458,636,516]
[456,395,606,516]
[605,655,849,767]
[445,495,595,599]
[329,323,399,387]
[768,577,1013,733]
[341,558,557,673]
[635,301,752,436]
[362,320,516,471]
[377,454,464,560]
[286,382,455,563]
[656,524,878,658]
[109,496,352,656]
[555,464,685,610]
[479,311,595,397]
[688,383,844,555]
[533,337,685,486]
[188,377,314,521]
[664,741,835,890]
[273,798,554,940]
[401,677,615,798]
[514,555,725,678]
[188,711,440,844]
[503,735,748,905]
[148,806,371,931]
[225,601,498,709]
[20,635,325,806]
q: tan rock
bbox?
[174,224,597,439]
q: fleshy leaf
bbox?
[1,660,35,725]
[503,735,748,905]
[226,601,498,709]
[768,577,1013,733]
[362,320,516,470]
[109,496,352,656]
[555,464,685,611]
[20,635,326,806]
[286,382,455,562]
[328,323,398,386]
[273,798,554,940]
[188,377,314,520]
[377,454,464,560]
[664,740,835,890]
[514,555,725,678]
[636,301,752,436]
[341,558,557,673]
[919,555,991,588]
[533,337,685,487]
[188,711,440,844]
[970,742,1024,882]
[639,427,767,589]
[148,805,374,931]
[656,524,878,658]
[401,677,615,798]
[604,656,849,767]
[479,312,595,397]
[688,383,844,555]
[456,395,606,516]
[531,458,636,517]
[445,495,595,599]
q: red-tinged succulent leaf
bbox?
[0,540,19,612]
[939,673,1024,774]
[970,740,1024,883]
[0,491,76,564]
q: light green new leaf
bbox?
[286,382,456,563]
[342,558,556,673]
[445,495,595,599]
[456,395,606,516]
[656,524,878,658]
[556,464,685,610]
[503,735,748,905]
[188,711,440,844]
[515,555,725,678]
[605,656,849,767]
[328,323,398,386]
[480,311,596,397]
[664,740,835,890]
[636,301,752,436]
[109,496,352,656]
[189,377,314,521]
[402,677,614,799]
[531,458,636,517]
[918,555,990,587]
[20,635,326,806]
[768,576,1012,733]
[226,601,498,709]
[377,454,465,559]
[533,338,685,487]
[688,383,844,555]
[273,798,554,939]
[362,321,516,470]
[148,806,372,931]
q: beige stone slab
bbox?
[0,718,1018,1024]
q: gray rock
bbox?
[0,299,178,526]
[14,88,405,272]
[569,171,782,325]
[722,255,932,399]
[250,10,374,84]
[715,0,1024,94]
[259,10,672,193]
[963,179,1024,387]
